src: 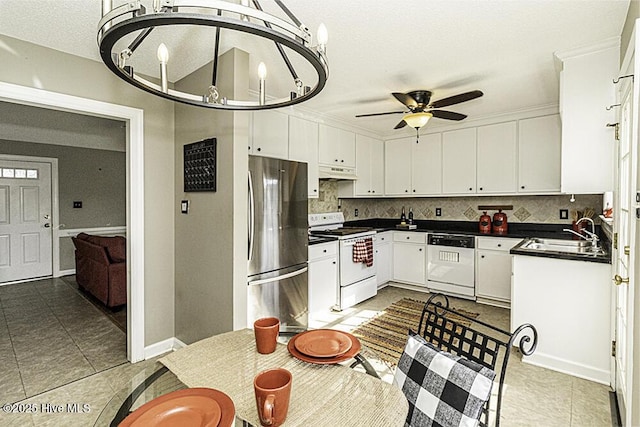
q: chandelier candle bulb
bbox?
[317,23,328,51]
[258,62,267,105]
[157,43,169,93]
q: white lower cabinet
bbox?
[375,232,392,288]
[475,237,520,307]
[392,232,426,286]
[308,242,338,320]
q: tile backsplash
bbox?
[308,180,603,224]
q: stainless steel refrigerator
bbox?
[247,156,308,333]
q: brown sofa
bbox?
[72,233,127,308]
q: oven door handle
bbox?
[342,236,376,247]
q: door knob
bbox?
[613,275,629,286]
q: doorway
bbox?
[0,81,145,362]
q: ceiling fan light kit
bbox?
[97,0,329,110]
[403,111,432,129]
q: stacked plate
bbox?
[120,388,235,427]
[287,329,361,364]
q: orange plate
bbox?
[294,329,353,358]
[288,330,361,364]
[120,387,235,427]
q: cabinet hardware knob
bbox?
[335,159,338,162]
[257,147,261,151]
[405,189,408,193]
[413,189,416,192]
[341,159,344,163]
[332,261,336,264]
[367,190,371,193]
[372,190,375,193]
[481,255,485,258]
[479,187,483,191]
[406,237,410,239]
[323,249,327,253]
[497,244,502,247]
[313,189,317,192]
[521,185,525,189]
[419,248,422,251]
[469,187,473,191]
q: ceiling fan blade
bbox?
[430,110,467,121]
[392,92,419,109]
[429,90,483,109]
[355,111,406,118]
[394,120,407,129]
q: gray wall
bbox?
[0,34,176,347]
[621,1,638,64]
[174,49,248,344]
[0,140,126,229]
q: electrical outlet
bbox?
[560,209,568,220]
[435,208,442,217]
[354,208,359,217]
[73,201,82,208]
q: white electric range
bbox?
[308,212,377,310]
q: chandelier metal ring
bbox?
[98,0,329,110]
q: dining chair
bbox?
[394,293,538,427]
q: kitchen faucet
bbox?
[562,217,600,249]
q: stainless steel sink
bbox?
[520,238,603,255]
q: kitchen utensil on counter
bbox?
[492,209,508,234]
[254,317,280,354]
[479,211,492,234]
[254,368,292,427]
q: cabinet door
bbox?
[385,138,412,195]
[476,122,517,193]
[393,243,426,285]
[412,133,442,195]
[375,242,392,287]
[476,250,512,302]
[308,256,338,319]
[354,134,373,196]
[369,137,385,195]
[518,114,561,193]
[442,128,476,194]
[251,111,289,158]
[289,116,319,197]
[318,124,356,167]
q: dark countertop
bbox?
[343,218,611,264]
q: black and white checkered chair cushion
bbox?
[393,330,496,427]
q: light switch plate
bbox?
[560,209,568,220]
[181,200,189,214]
[435,208,442,217]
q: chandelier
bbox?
[97,0,329,110]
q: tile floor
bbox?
[0,282,615,426]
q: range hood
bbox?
[318,165,357,180]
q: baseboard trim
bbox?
[523,352,610,385]
[144,337,187,359]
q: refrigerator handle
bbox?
[248,266,308,286]
[248,170,255,261]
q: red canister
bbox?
[492,209,508,234]
[479,211,492,234]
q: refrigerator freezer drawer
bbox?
[248,266,308,333]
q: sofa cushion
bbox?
[82,234,126,263]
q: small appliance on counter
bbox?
[479,211,492,234]
[492,209,508,234]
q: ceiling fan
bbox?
[355,89,484,131]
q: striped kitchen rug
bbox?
[351,298,479,366]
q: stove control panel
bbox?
[308,212,345,227]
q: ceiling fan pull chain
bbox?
[416,127,420,143]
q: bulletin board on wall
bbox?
[184,138,216,192]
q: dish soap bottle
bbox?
[400,206,406,224]
[408,208,414,225]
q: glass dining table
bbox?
[94,329,407,427]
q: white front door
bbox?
[613,69,635,422]
[0,160,52,283]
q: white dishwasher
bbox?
[426,233,476,299]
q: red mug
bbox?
[254,368,292,427]
[253,317,280,354]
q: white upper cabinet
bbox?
[412,133,442,195]
[384,137,412,195]
[476,122,517,194]
[338,134,384,197]
[518,114,561,193]
[318,124,356,168]
[289,116,320,198]
[442,128,477,194]
[556,42,618,194]
[250,110,289,158]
